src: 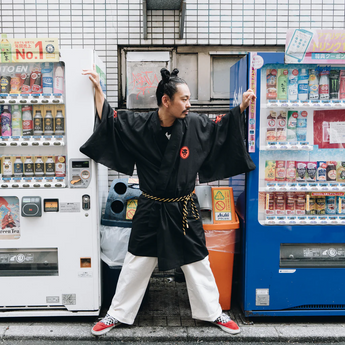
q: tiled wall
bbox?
[1,0,344,107]
[1,0,344,193]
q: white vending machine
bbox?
[0,48,108,317]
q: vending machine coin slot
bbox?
[69,158,91,188]
[21,197,42,217]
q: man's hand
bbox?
[82,64,102,92]
[240,89,256,114]
[82,64,104,119]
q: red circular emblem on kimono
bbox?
[180,146,189,159]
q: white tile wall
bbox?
[1,0,344,191]
[1,0,344,107]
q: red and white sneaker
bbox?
[91,314,121,336]
[213,313,241,334]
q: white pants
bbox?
[107,252,222,325]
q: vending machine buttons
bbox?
[21,197,42,217]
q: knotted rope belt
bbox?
[142,191,200,235]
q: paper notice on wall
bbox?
[330,122,345,144]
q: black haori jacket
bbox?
[80,100,255,271]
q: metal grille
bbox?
[289,304,345,310]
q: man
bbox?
[80,66,256,336]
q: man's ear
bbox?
[161,94,170,108]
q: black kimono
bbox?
[80,100,255,271]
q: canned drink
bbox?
[295,192,306,215]
[34,156,44,177]
[265,192,275,215]
[286,161,296,182]
[305,194,316,215]
[296,161,307,182]
[13,156,23,177]
[316,196,326,215]
[275,160,286,181]
[326,196,337,214]
[265,160,276,182]
[317,161,327,181]
[55,155,66,177]
[286,192,296,215]
[275,192,286,215]
[337,196,345,214]
[307,162,317,182]
[23,156,34,177]
[326,161,337,182]
[2,156,12,177]
[45,156,55,177]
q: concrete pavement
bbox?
[1,269,345,343]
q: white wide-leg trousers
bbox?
[107,252,222,325]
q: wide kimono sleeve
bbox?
[198,105,256,183]
[79,99,135,175]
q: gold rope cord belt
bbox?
[142,191,200,235]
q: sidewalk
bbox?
[1,269,345,343]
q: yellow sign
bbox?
[0,35,59,63]
[213,189,232,221]
[126,199,138,220]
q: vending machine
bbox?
[0,42,108,317]
[230,29,345,316]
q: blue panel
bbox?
[242,52,345,316]
[229,55,248,109]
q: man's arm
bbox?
[240,89,256,114]
[82,64,105,120]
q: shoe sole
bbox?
[214,323,241,335]
[91,323,120,336]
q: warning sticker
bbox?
[213,189,232,221]
[126,199,138,220]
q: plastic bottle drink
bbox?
[339,70,345,99]
[21,73,31,94]
[13,157,23,177]
[308,69,319,100]
[277,69,288,100]
[41,62,54,94]
[288,69,299,101]
[22,105,33,136]
[45,156,55,177]
[33,110,43,135]
[44,110,54,135]
[0,34,12,63]
[2,156,13,177]
[54,110,65,135]
[31,71,42,94]
[34,156,44,177]
[24,156,34,177]
[0,74,11,94]
[53,63,64,94]
[298,69,309,101]
[11,105,22,136]
[1,105,12,136]
[319,70,330,100]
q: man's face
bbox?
[166,83,191,120]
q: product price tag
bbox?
[1,37,59,63]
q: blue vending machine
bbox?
[230,50,345,317]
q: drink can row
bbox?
[265,192,345,215]
[265,160,345,182]
[1,155,65,178]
